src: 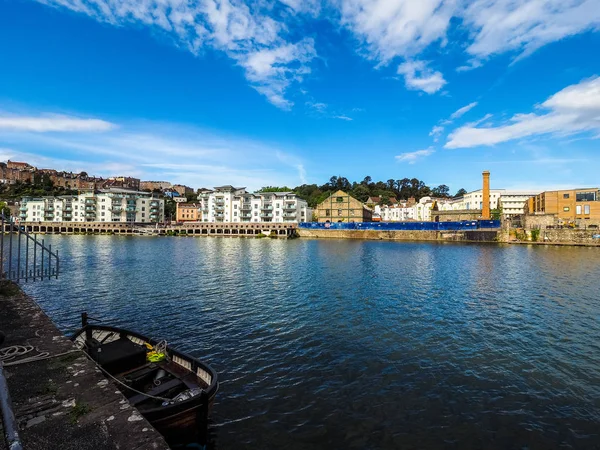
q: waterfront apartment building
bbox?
[376,201,416,222]
[316,190,372,223]
[176,203,200,222]
[438,189,537,218]
[19,189,164,223]
[196,186,311,223]
[530,188,600,223]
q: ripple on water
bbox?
[22,237,600,449]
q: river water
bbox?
[22,236,600,449]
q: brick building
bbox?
[316,190,372,223]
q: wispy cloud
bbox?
[446,76,600,149]
[0,108,308,189]
[429,125,444,142]
[397,60,446,94]
[334,115,353,121]
[0,113,115,132]
[395,147,435,164]
[450,102,478,120]
[35,0,317,109]
[334,0,600,75]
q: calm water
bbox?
[23,236,600,449]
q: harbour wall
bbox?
[508,228,600,246]
[297,228,499,242]
[0,281,169,450]
[4,221,297,237]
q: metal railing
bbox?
[0,215,60,450]
[0,216,59,282]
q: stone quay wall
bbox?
[520,229,600,246]
[297,228,499,242]
[5,221,298,237]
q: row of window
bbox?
[564,192,598,202]
[564,205,592,214]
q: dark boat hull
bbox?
[71,323,219,440]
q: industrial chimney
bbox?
[482,170,491,220]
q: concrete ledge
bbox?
[0,283,169,450]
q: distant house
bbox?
[316,190,372,223]
[176,203,201,222]
[366,196,397,206]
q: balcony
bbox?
[261,205,273,211]
[241,204,252,210]
[241,213,252,218]
[283,205,297,211]
[64,207,72,212]
[85,199,96,205]
[283,213,296,218]
[45,207,55,212]
[214,199,225,206]
[19,206,27,211]
[85,206,96,212]
[260,213,273,218]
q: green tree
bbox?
[164,199,177,222]
[491,203,503,220]
[454,188,467,197]
[0,201,10,218]
[256,186,291,193]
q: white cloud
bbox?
[36,0,317,109]
[397,60,446,94]
[333,0,600,77]
[0,110,308,190]
[335,0,455,62]
[445,76,600,148]
[334,115,353,121]
[306,101,328,112]
[429,125,444,142]
[278,0,320,15]
[0,114,115,132]
[449,101,478,119]
[395,147,435,164]
[462,0,600,63]
[429,125,444,136]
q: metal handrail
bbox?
[0,216,59,282]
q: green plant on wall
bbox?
[531,229,540,242]
[491,203,503,220]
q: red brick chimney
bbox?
[482,170,491,220]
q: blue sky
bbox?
[0,0,599,192]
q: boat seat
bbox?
[89,337,147,375]
[129,378,184,406]
[121,364,157,384]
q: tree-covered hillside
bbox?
[264,176,465,208]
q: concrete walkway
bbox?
[0,282,169,450]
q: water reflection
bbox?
[23,237,600,449]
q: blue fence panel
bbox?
[298,220,500,230]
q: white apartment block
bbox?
[498,191,539,217]
[439,189,538,217]
[19,189,164,223]
[197,186,312,223]
[375,202,416,221]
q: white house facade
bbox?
[19,189,164,223]
[197,186,312,223]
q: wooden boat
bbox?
[71,313,218,439]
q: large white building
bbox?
[197,186,312,223]
[438,189,538,217]
[19,189,164,223]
